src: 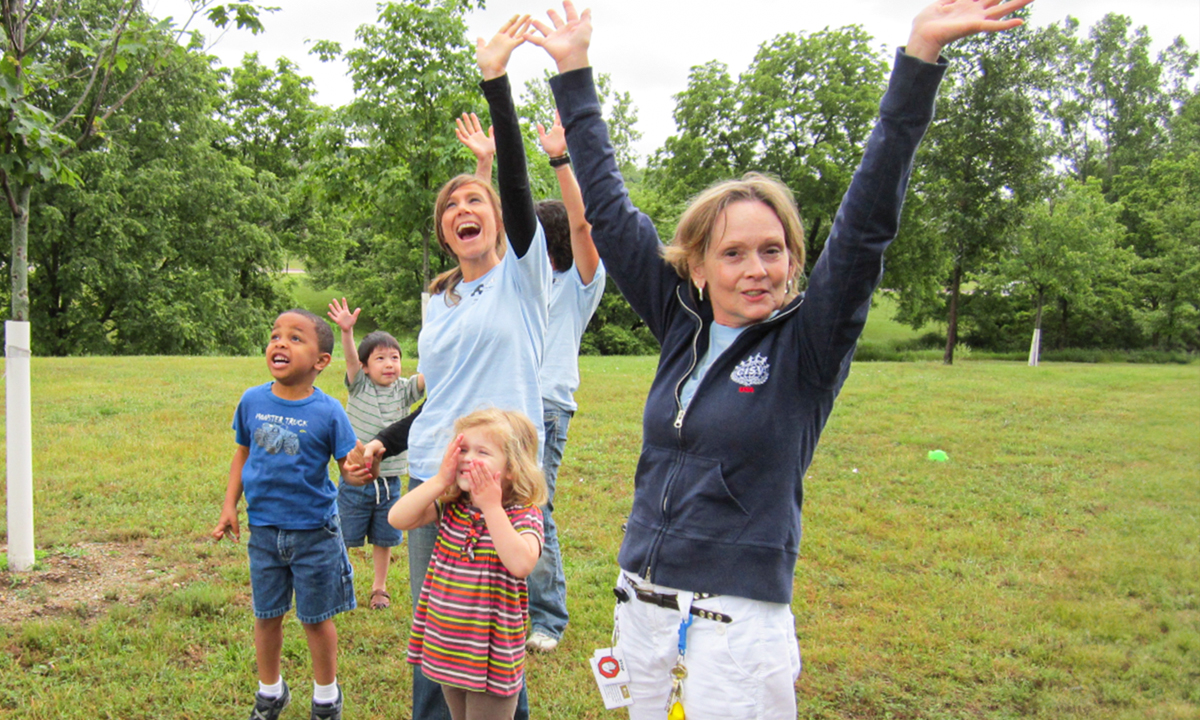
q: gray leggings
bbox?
[441,685,519,720]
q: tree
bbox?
[1043,14,1197,192]
[984,178,1131,364]
[647,27,887,267]
[305,0,482,334]
[23,50,290,355]
[887,20,1049,364]
[218,52,331,264]
[1114,149,1200,351]
[1,0,265,321]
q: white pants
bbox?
[614,571,801,720]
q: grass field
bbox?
[0,356,1197,719]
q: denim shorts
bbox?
[247,516,357,624]
[337,476,404,548]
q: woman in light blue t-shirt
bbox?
[358,16,549,720]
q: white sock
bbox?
[258,677,284,698]
[313,679,339,704]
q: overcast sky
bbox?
[149,0,1200,159]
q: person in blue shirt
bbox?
[456,108,606,653]
[527,1,1034,717]
[213,308,369,720]
[359,15,551,720]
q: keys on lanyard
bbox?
[667,613,693,719]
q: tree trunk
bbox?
[10,183,32,322]
[943,263,962,365]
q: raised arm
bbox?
[538,110,599,284]
[456,112,495,183]
[531,3,682,340]
[477,15,538,257]
[388,433,462,530]
[326,298,361,383]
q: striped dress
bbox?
[408,497,544,695]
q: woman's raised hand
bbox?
[527,1,591,74]
[477,14,533,81]
[536,110,567,158]
[906,0,1035,62]
[456,113,495,161]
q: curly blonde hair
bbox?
[661,172,806,302]
[440,408,547,508]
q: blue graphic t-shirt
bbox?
[232,383,358,529]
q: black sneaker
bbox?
[310,686,342,720]
[249,680,291,720]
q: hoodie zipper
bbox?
[645,287,704,581]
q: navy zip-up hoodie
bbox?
[550,50,947,604]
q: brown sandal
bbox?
[369,589,391,610]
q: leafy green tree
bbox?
[218,52,330,263]
[23,37,288,355]
[983,178,1131,363]
[647,27,887,266]
[887,20,1049,363]
[1114,151,1200,351]
[0,0,265,323]
[305,0,482,334]
[1043,14,1197,192]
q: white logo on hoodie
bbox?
[731,353,770,387]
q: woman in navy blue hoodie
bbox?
[529,1,1034,717]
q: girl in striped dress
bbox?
[389,408,547,720]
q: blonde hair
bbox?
[662,172,806,301]
[429,175,507,304]
[441,408,547,508]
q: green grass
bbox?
[0,356,1197,719]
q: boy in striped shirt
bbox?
[327,298,425,611]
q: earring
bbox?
[786,279,793,294]
[695,283,704,302]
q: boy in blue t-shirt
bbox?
[212,308,367,720]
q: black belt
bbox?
[614,586,733,624]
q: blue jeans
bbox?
[527,405,572,641]
[407,478,530,720]
[247,516,356,624]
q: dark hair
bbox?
[279,308,334,355]
[536,199,573,273]
[358,331,402,366]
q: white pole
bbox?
[1027,327,1040,367]
[5,320,34,571]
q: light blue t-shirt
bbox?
[540,261,606,413]
[232,383,358,529]
[409,227,552,482]
[680,322,747,411]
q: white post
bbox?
[1027,327,1040,367]
[5,320,34,571]
[421,292,430,324]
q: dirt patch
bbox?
[0,541,172,624]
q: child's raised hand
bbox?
[527,1,591,74]
[537,110,567,158]
[476,14,532,81]
[326,298,361,333]
[456,113,496,161]
[466,460,505,510]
